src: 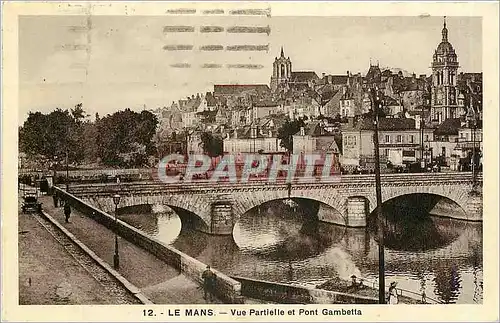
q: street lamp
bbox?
[370,86,386,304]
[66,148,69,191]
[112,194,121,269]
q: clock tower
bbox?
[431,17,461,124]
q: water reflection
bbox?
[118,198,483,304]
[233,201,346,261]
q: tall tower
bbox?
[431,17,460,124]
[270,47,292,92]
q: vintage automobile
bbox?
[21,193,42,213]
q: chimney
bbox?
[233,129,238,139]
[300,126,305,136]
[348,116,354,127]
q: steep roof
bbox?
[205,92,217,107]
[321,75,349,86]
[434,118,462,136]
[293,121,332,137]
[365,65,382,83]
[253,99,279,107]
[343,117,416,132]
[291,71,319,83]
[182,97,201,112]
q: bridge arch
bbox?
[232,190,347,226]
[365,186,471,221]
[82,193,212,233]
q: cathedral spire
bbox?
[280,46,284,57]
[442,16,448,42]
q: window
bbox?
[385,135,390,143]
[345,135,357,146]
[442,147,446,157]
[409,135,414,143]
[384,149,389,156]
[396,135,402,143]
[425,135,429,142]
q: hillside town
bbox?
[152,18,483,174]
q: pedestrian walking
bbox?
[52,192,58,208]
[387,281,399,304]
[201,265,217,302]
[64,202,71,223]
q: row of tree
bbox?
[19,104,158,168]
[19,105,324,168]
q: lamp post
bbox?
[112,194,121,269]
[370,86,386,304]
[66,148,69,191]
[420,105,425,171]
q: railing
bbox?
[64,172,482,196]
[361,278,443,304]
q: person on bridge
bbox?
[387,281,399,304]
[201,265,217,302]
[64,202,71,223]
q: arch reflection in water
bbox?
[233,199,345,261]
[117,197,483,304]
[368,194,469,251]
[118,204,182,245]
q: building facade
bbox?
[431,18,461,124]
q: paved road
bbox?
[18,201,138,305]
[37,195,223,304]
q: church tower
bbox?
[270,47,292,92]
[431,17,460,124]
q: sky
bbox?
[18,15,482,123]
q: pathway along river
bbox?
[118,196,483,304]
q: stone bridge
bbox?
[65,173,483,235]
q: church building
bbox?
[430,17,461,125]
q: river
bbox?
[118,199,483,304]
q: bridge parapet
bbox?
[65,172,482,235]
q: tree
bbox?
[19,109,74,160]
[276,117,306,152]
[200,132,223,157]
[95,109,158,166]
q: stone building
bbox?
[430,18,462,124]
[341,117,434,171]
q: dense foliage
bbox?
[276,117,307,152]
[19,104,158,168]
[200,132,223,157]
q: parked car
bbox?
[21,193,42,213]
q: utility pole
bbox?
[371,87,385,304]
